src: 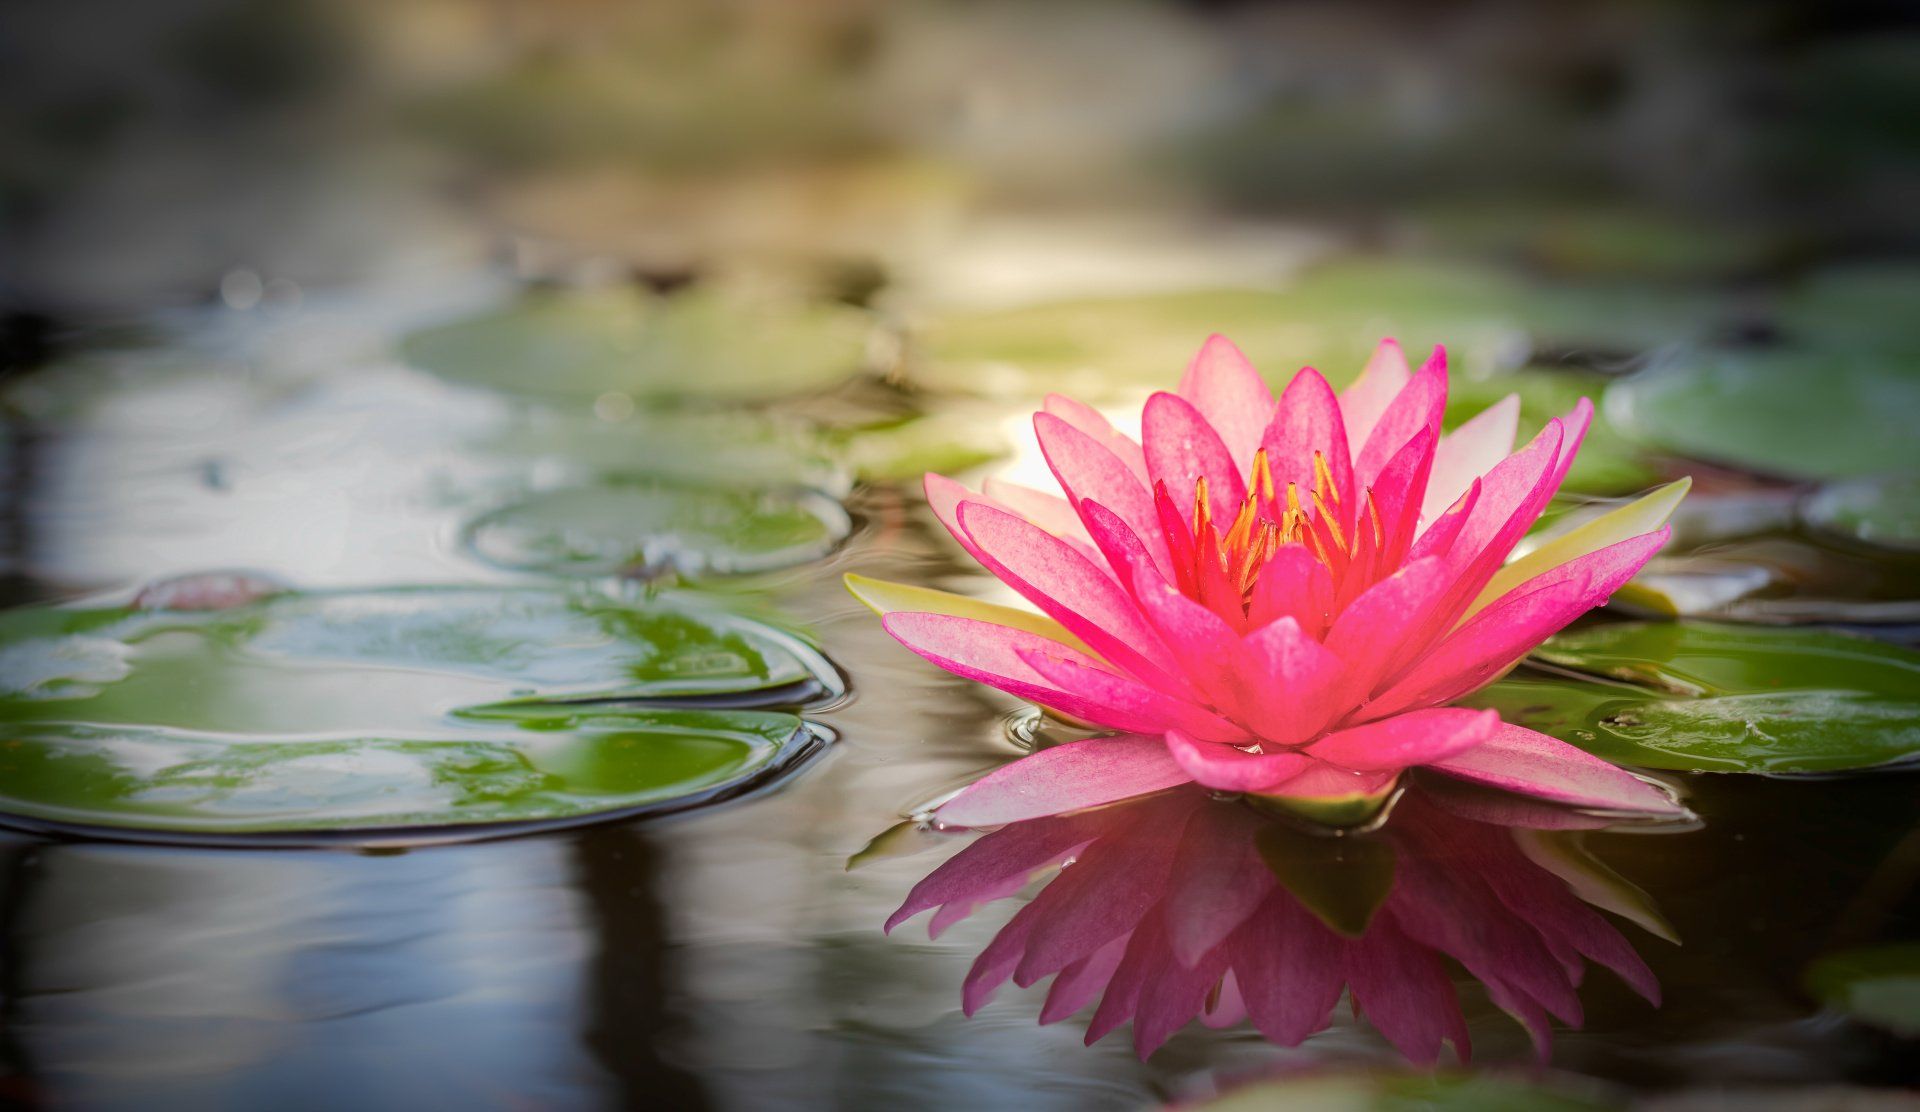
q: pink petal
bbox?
[1228,889,1347,1046]
[1340,337,1412,449]
[1424,393,1520,523]
[1234,615,1344,744]
[1260,367,1354,510]
[885,814,1098,933]
[1165,729,1311,793]
[1362,426,1438,568]
[1040,936,1129,1024]
[957,501,1183,690]
[1042,393,1149,483]
[1021,650,1247,743]
[982,477,1095,545]
[1260,758,1400,802]
[1162,804,1275,967]
[881,612,1171,733]
[1309,707,1500,772]
[1244,543,1336,637]
[1548,397,1594,493]
[1034,412,1173,577]
[1354,347,1446,493]
[1323,555,1451,702]
[1177,334,1275,473]
[1345,911,1465,1066]
[1361,578,1587,720]
[1143,390,1247,523]
[1014,802,1191,986]
[1429,723,1686,816]
[935,734,1195,827]
[1132,928,1229,1057]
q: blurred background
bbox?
[4,3,1920,1109]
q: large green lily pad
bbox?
[0,586,837,841]
[1464,623,1920,773]
[1805,943,1920,1037]
[1803,476,1920,554]
[461,482,851,578]
[400,286,876,402]
[0,709,822,841]
[1605,350,1920,480]
[1450,368,1661,496]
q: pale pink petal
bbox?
[1354,347,1446,492]
[982,477,1095,545]
[1429,723,1686,816]
[930,473,1103,566]
[1340,337,1412,449]
[957,501,1185,691]
[1043,393,1149,483]
[1423,393,1520,523]
[934,734,1195,827]
[1177,333,1276,473]
[1165,729,1310,793]
[1308,707,1500,772]
[882,612,1174,734]
[1261,758,1401,802]
[1260,367,1354,508]
[1143,390,1247,522]
[1034,412,1174,577]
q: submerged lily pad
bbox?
[0,586,837,840]
[0,710,822,841]
[1803,476,1920,554]
[1465,623,1920,773]
[1805,943,1920,1036]
[400,286,875,402]
[462,482,850,578]
[1605,350,1920,480]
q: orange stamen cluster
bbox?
[1177,449,1387,619]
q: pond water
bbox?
[1,266,1918,1111]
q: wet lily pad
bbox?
[1805,943,1920,1037]
[1605,350,1920,480]
[1464,623,1920,773]
[0,710,823,842]
[400,286,875,402]
[0,587,839,730]
[462,482,850,578]
[0,587,836,841]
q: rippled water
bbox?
[1,291,1918,1110]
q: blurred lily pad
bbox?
[0,710,822,841]
[1194,1071,1620,1112]
[462,482,850,578]
[1451,368,1661,496]
[0,587,836,840]
[477,406,848,494]
[828,409,1006,483]
[400,286,876,402]
[1464,623,1920,773]
[1606,350,1920,480]
[914,257,1712,401]
[1803,476,1920,554]
[1805,943,1920,1037]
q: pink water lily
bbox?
[849,335,1690,825]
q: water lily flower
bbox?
[887,785,1666,1060]
[849,335,1690,825]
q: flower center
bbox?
[1160,449,1386,624]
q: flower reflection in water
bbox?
[885,785,1671,1063]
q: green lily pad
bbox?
[0,710,823,842]
[1605,350,1920,480]
[1464,623,1920,773]
[1805,943,1920,1036]
[400,286,875,403]
[913,257,1713,401]
[462,482,850,578]
[0,587,839,731]
[1451,368,1661,496]
[1803,476,1920,554]
[476,406,848,494]
[0,587,836,841]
